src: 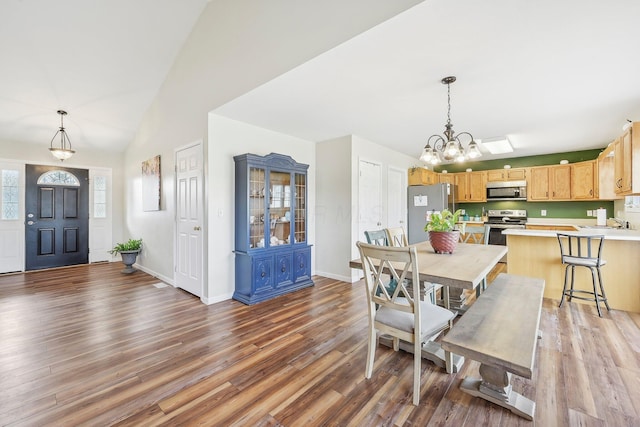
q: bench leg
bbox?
[460,363,535,421]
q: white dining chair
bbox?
[356,241,455,405]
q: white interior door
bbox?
[175,143,204,297]
[387,166,406,230]
[358,159,382,242]
[0,160,24,273]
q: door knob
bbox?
[193,226,201,231]
[27,220,35,225]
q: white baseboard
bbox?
[201,292,234,305]
[314,270,354,283]
[126,262,175,287]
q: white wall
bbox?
[615,198,640,229]
[315,135,419,282]
[207,114,315,302]
[315,136,353,281]
[122,0,424,292]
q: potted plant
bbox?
[109,238,143,274]
[424,209,464,254]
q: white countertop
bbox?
[504,227,640,241]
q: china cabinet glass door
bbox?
[269,170,291,245]
[294,173,306,244]
[249,167,265,249]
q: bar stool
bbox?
[557,233,610,317]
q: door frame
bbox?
[174,140,206,301]
[0,158,113,273]
[387,165,407,230]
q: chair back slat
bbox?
[357,241,421,318]
[557,233,605,264]
[462,225,488,244]
[364,229,388,246]
[385,227,408,247]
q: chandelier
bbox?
[420,76,481,164]
[49,110,75,161]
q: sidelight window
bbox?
[93,175,107,218]
[1,169,19,220]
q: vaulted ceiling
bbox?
[0,0,208,153]
[2,0,640,164]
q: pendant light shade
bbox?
[49,110,75,161]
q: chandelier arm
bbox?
[50,130,62,149]
[61,131,72,150]
[427,134,446,151]
[454,131,475,144]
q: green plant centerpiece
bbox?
[109,238,143,274]
[424,209,464,254]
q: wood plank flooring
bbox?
[1,262,639,426]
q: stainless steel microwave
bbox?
[486,180,527,201]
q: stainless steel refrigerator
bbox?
[407,183,457,244]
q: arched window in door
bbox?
[37,170,80,186]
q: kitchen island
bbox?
[504,228,640,313]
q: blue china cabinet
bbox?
[233,153,313,304]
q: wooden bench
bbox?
[441,273,545,421]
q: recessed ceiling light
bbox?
[479,136,513,154]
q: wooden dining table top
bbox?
[349,241,507,290]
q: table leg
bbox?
[442,286,450,309]
[459,363,535,420]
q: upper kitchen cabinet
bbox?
[571,160,598,200]
[408,167,438,186]
[550,165,572,200]
[598,143,622,200]
[455,171,486,202]
[439,173,455,185]
[528,165,571,201]
[528,166,550,200]
[486,167,526,182]
[614,122,639,195]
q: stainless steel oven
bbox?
[485,209,527,248]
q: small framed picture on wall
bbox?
[142,155,161,211]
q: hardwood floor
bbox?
[1,262,639,426]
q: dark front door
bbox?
[25,164,89,271]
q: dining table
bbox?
[349,240,507,373]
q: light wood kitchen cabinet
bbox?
[408,167,438,186]
[438,173,455,185]
[550,165,571,199]
[614,125,633,194]
[571,160,597,200]
[528,165,571,200]
[528,166,550,200]
[525,224,579,231]
[455,171,486,202]
[486,167,526,182]
[597,143,621,200]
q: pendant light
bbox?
[49,110,75,161]
[420,76,481,164]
